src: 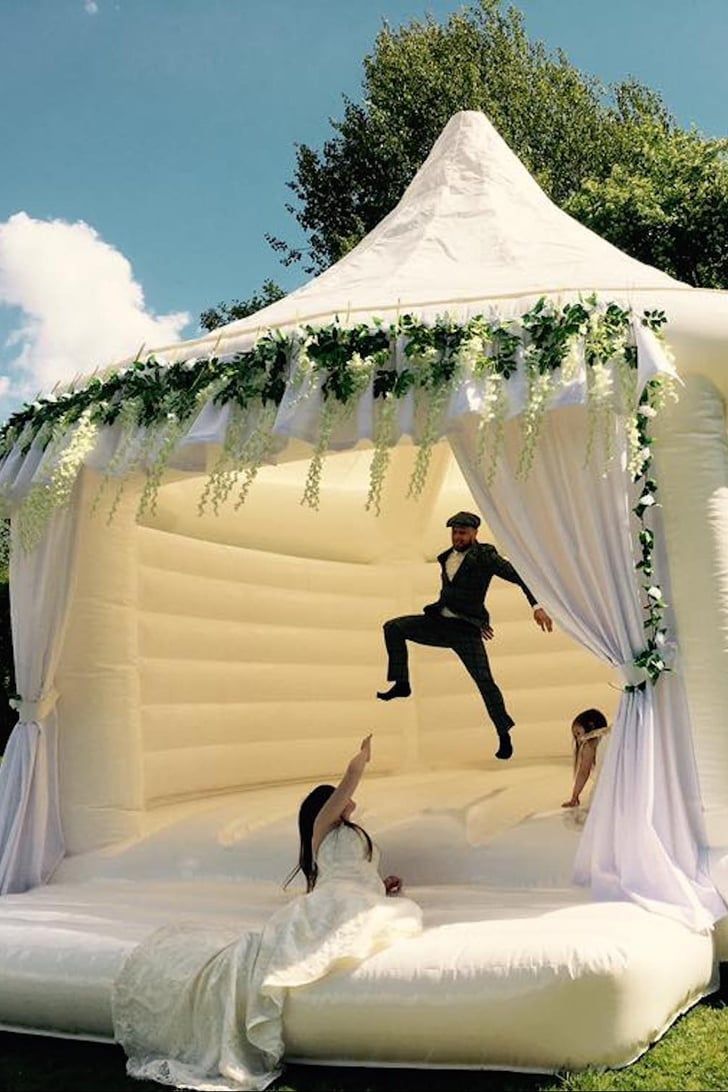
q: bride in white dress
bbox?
[112,735,422,1090]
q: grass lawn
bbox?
[0,977,726,1092]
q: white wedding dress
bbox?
[112,824,423,1090]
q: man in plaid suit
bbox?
[377,511,553,759]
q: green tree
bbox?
[203,0,728,328]
[565,125,728,286]
[266,1,679,275]
[199,279,285,333]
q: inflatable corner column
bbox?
[654,375,728,846]
[56,469,146,853]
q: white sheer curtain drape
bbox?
[0,500,81,893]
[449,406,725,932]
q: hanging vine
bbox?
[0,297,677,682]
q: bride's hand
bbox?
[561,797,579,808]
[360,734,372,762]
[384,875,402,896]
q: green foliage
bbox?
[199,279,285,333]
[0,299,671,691]
[565,126,728,286]
[522,298,591,373]
[266,0,683,276]
[0,298,652,460]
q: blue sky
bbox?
[0,0,726,419]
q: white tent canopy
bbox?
[130,111,728,390]
[0,110,727,1071]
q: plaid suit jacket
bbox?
[423,542,537,629]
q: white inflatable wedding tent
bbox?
[1,111,728,1073]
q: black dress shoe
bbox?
[495,728,514,760]
[376,683,412,701]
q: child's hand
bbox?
[561,797,580,808]
[360,734,372,762]
[384,875,402,896]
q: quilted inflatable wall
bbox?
[56,446,616,854]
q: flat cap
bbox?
[446,510,481,529]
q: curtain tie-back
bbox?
[9,687,59,723]
[615,662,649,690]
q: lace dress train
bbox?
[112,825,422,1090]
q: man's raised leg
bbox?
[378,614,451,701]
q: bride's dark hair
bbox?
[284,784,373,893]
[572,708,608,770]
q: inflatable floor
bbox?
[0,763,718,1072]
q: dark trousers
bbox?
[383,613,514,734]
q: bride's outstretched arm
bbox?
[562,739,597,808]
[313,735,372,849]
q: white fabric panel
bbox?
[449,407,726,930]
[0,501,81,893]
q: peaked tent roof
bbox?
[115,110,728,389]
[216,109,681,338]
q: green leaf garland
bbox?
[0,297,677,686]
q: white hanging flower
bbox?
[626,415,647,479]
[138,382,219,520]
[455,334,486,374]
[590,359,614,405]
[92,397,142,522]
[17,409,99,551]
[198,398,277,518]
[302,355,375,511]
[348,351,369,374]
[479,381,509,484]
[410,346,439,372]
[367,394,397,516]
[561,336,585,383]
[518,364,553,478]
[406,381,452,499]
[301,399,338,511]
[292,337,313,387]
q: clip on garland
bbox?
[0,295,676,688]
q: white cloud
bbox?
[84,1,99,14]
[0,212,190,403]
